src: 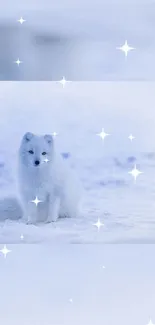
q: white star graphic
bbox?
[20,234,24,240]
[147,320,155,325]
[128,164,143,182]
[31,196,42,206]
[93,218,104,231]
[69,298,73,303]
[17,17,26,24]
[117,40,135,57]
[52,132,58,138]
[96,128,110,141]
[14,58,22,66]
[59,77,70,88]
[0,245,11,258]
[128,134,135,141]
[43,158,49,163]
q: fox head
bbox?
[19,132,54,168]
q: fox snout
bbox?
[34,160,40,166]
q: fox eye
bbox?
[42,152,46,155]
[28,150,34,154]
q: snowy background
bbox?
[0,81,155,244]
[0,0,155,80]
[0,1,155,325]
[0,244,155,325]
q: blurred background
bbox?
[0,0,155,80]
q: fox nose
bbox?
[34,160,40,166]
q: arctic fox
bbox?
[18,132,81,224]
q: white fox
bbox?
[18,132,81,224]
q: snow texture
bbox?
[0,0,155,80]
[0,82,155,243]
[0,244,155,325]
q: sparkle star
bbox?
[0,245,11,258]
[93,218,104,231]
[20,234,24,240]
[17,17,26,24]
[59,77,70,88]
[117,40,135,57]
[52,132,58,138]
[96,128,110,141]
[44,158,49,163]
[147,320,155,325]
[69,298,73,303]
[128,164,143,182]
[128,134,135,141]
[14,58,22,66]
[31,196,42,206]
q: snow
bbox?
[0,3,154,324]
[0,1,155,80]
[0,81,155,243]
[0,244,155,325]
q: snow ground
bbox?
[0,3,154,325]
[0,244,155,325]
[0,81,155,243]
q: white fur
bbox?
[18,132,81,224]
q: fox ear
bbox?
[23,132,34,142]
[44,134,53,144]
